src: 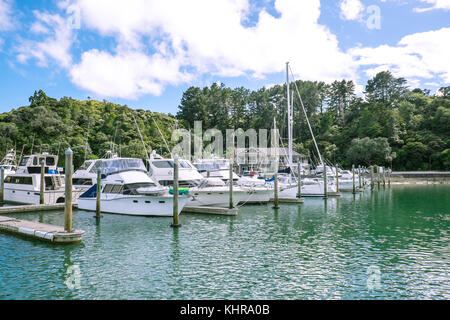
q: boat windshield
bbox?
[152,160,193,169]
[195,160,229,171]
[19,157,29,167]
[90,158,146,175]
[78,160,94,170]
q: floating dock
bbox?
[0,203,68,214]
[182,205,238,216]
[269,197,304,203]
[0,215,84,243]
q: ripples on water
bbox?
[0,185,448,299]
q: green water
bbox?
[0,185,448,300]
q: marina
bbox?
[0,184,448,299]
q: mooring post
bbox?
[323,164,328,199]
[0,167,4,204]
[96,170,102,219]
[297,161,302,198]
[64,148,73,233]
[370,165,374,190]
[358,165,362,190]
[377,166,381,188]
[383,166,386,187]
[171,155,181,228]
[388,167,391,186]
[273,170,279,209]
[229,158,234,209]
[335,164,339,193]
[40,160,45,205]
[352,164,356,194]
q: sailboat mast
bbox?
[286,62,293,167]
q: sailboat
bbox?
[276,62,337,197]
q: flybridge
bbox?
[90,158,147,176]
[17,153,59,174]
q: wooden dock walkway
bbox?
[0,203,68,214]
[0,215,84,243]
[182,205,238,216]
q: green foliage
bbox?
[345,137,396,167]
[1,71,449,171]
[0,91,178,169]
[176,72,449,170]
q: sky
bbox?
[0,0,449,114]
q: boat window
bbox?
[78,161,93,170]
[179,161,192,168]
[123,183,156,195]
[152,161,174,168]
[45,177,55,190]
[73,178,93,186]
[19,157,29,167]
[111,185,123,194]
[33,157,38,166]
[103,184,114,193]
[46,157,56,166]
[4,176,33,185]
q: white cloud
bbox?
[414,0,450,12]
[0,0,14,31]
[339,0,364,21]
[15,11,74,68]
[60,0,358,98]
[350,27,450,87]
[70,49,193,99]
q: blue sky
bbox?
[0,0,449,114]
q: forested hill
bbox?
[1,70,449,171]
[0,90,177,168]
[176,71,450,170]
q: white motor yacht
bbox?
[2,153,81,205]
[0,149,17,177]
[188,177,251,207]
[77,158,189,216]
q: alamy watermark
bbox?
[66,5,81,30]
[366,5,381,30]
[366,265,382,291]
[171,121,281,174]
[64,263,81,290]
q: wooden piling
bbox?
[273,172,279,209]
[370,165,374,190]
[377,166,381,188]
[171,155,181,228]
[297,162,302,198]
[0,168,4,204]
[335,164,339,193]
[383,167,386,187]
[96,170,101,219]
[229,158,234,209]
[64,148,73,233]
[352,164,356,194]
[323,164,328,199]
[40,160,45,205]
[388,168,391,186]
[358,165,362,189]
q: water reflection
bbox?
[0,185,448,299]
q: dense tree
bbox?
[1,71,448,171]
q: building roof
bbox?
[235,147,306,157]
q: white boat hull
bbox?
[3,187,82,205]
[278,182,337,197]
[187,187,248,207]
[77,195,188,217]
